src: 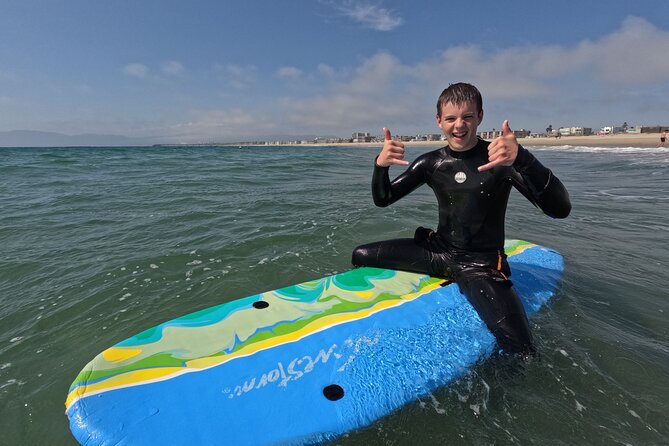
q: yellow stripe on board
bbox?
[65,366,185,411]
[102,347,143,363]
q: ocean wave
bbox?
[528,145,669,154]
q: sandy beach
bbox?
[512,132,662,148]
[300,132,664,149]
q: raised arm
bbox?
[479,120,571,218]
[372,128,429,207]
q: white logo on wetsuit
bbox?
[454,171,467,183]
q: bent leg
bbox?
[351,238,441,276]
[456,269,535,356]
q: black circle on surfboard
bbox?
[323,384,345,401]
[252,300,269,309]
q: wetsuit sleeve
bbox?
[510,146,571,218]
[372,155,430,207]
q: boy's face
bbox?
[436,101,483,152]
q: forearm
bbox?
[372,161,393,207]
[372,156,426,207]
[513,146,571,218]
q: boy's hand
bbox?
[478,120,518,172]
[376,128,410,167]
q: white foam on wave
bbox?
[596,190,668,202]
[529,145,669,155]
[0,378,25,390]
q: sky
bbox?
[1,0,668,144]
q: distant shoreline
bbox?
[1,132,664,149]
[297,133,663,149]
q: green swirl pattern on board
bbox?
[68,267,442,397]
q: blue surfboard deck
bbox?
[66,240,563,445]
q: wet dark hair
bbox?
[436,83,483,117]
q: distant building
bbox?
[352,132,372,143]
[477,129,531,139]
[559,127,592,136]
[641,126,669,133]
[478,130,502,139]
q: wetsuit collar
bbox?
[446,138,486,159]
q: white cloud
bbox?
[317,64,336,77]
[576,16,669,84]
[279,52,417,133]
[277,66,303,79]
[162,108,278,141]
[160,53,410,140]
[216,64,257,89]
[162,61,185,77]
[328,1,403,32]
[122,63,149,79]
[412,44,558,100]
[267,16,669,136]
[411,16,669,100]
[112,16,669,141]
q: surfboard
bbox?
[65,240,563,445]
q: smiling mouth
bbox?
[452,131,468,138]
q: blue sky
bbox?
[1,0,668,143]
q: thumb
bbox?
[383,128,392,141]
[502,120,513,136]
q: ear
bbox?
[435,114,442,129]
[478,110,484,124]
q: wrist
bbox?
[374,155,390,168]
[513,145,533,170]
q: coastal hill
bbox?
[0,130,320,148]
[0,130,146,147]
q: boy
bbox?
[352,83,571,356]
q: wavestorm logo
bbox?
[454,171,467,183]
[222,335,381,400]
[223,344,340,399]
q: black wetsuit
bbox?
[352,138,571,355]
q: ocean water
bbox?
[1,144,668,445]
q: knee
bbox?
[351,245,371,267]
